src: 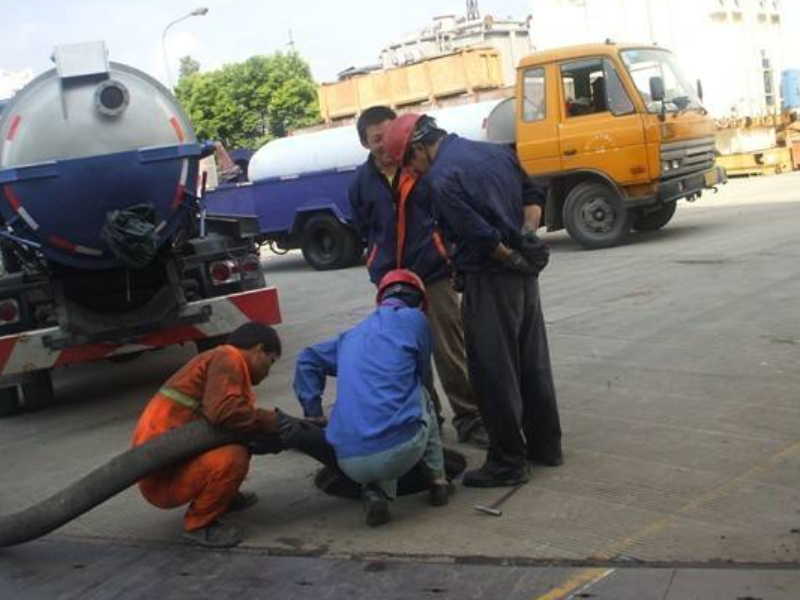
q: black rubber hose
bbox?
[0,420,240,548]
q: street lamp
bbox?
[161,7,209,88]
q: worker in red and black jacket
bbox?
[384,113,563,489]
[348,106,488,449]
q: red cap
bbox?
[376,268,427,310]
[384,113,423,166]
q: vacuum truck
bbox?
[205,42,726,268]
[0,42,281,415]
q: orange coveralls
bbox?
[131,345,278,531]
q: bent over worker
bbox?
[349,106,487,448]
[131,322,283,548]
[384,114,563,488]
[293,269,450,527]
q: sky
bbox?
[0,0,532,96]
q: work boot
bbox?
[456,416,490,449]
[227,490,259,512]
[182,521,243,549]
[362,485,391,527]
[462,462,530,488]
[429,481,455,506]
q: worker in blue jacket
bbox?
[384,114,563,488]
[348,105,487,448]
[293,269,450,526]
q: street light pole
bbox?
[161,7,209,88]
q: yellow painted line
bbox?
[594,437,800,561]
[535,438,800,599]
[534,568,615,600]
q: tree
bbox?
[174,51,320,149]
[178,56,200,80]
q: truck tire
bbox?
[563,182,631,249]
[20,370,54,411]
[0,387,20,417]
[633,201,677,232]
[301,214,359,270]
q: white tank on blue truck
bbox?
[204,99,513,270]
[0,42,281,416]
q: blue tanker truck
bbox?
[0,42,281,415]
[202,100,512,270]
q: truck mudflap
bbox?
[0,287,281,378]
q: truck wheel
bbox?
[301,214,359,270]
[0,387,20,417]
[563,182,631,249]
[20,370,54,411]
[195,335,227,354]
[633,201,677,232]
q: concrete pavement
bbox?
[1,173,799,597]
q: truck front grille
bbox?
[660,137,715,181]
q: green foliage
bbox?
[178,55,200,80]
[174,52,320,149]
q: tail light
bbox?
[0,299,20,324]
[209,260,239,285]
[239,254,261,278]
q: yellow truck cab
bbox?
[501,42,726,248]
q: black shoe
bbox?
[429,481,455,506]
[456,416,490,449]
[362,486,391,527]
[462,463,530,488]
[227,490,259,512]
[182,521,243,548]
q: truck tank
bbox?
[247,99,509,182]
[0,41,202,270]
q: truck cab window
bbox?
[561,59,606,117]
[523,67,546,122]
[603,60,635,115]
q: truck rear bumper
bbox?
[0,287,281,378]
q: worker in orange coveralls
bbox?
[132,322,292,549]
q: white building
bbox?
[530,0,786,120]
[380,13,533,86]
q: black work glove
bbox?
[276,408,325,446]
[518,232,549,276]
[505,250,538,275]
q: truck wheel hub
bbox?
[581,198,615,233]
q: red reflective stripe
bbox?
[229,288,282,325]
[6,115,21,141]
[366,245,378,268]
[172,183,186,209]
[0,335,19,375]
[432,230,450,262]
[3,184,21,210]
[395,169,417,268]
[49,235,77,252]
[169,117,185,142]
[54,342,121,367]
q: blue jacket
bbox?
[349,156,450,285]
[425,134,546,272]
[293,299,432,459]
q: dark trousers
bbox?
[462,271,562,470]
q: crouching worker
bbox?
[294,269,451,527]
[131,322,284,549]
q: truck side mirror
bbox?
[649,76,665,102]
[696,79,704,102]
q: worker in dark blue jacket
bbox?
[348,106,487,448]
[384,114,563,488]
[293,269,450,526]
